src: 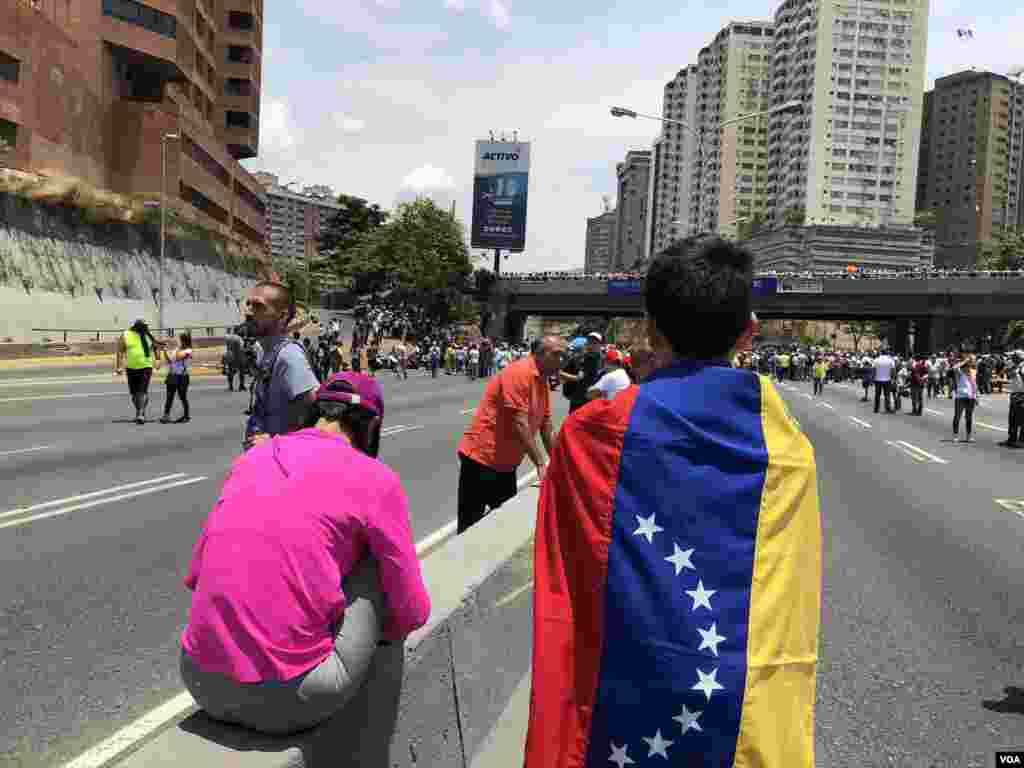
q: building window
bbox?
[228,10,255,30]
[0,51,19,83]
[227,45,254,63]
[0,118,16,153]
[226,110,251,129]
[102,0,177,39]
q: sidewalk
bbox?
[469,672,531,768]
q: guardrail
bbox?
[31,326,240,344]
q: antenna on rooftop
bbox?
[513,130,518,142]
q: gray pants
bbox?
[180,557,387,735]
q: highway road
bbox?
[5,358,1024,767]
[0,362,567,768]
[774,378,1024,766]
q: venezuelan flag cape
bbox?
[524,361,821,768]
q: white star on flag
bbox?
[609,741,635,767]
[692,667,725,701]
[665,543,696,575]
[642,730,674,759]
[685,580,716,611]
[697,623,727,656]
[633,513,664,544]
[673,703,703,734]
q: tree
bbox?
[842,321,876,354]
[977,227,1024,271]
[342,197,472,323]
[318,194,389,256]
[783,206,805,227]
[913,207,939,232]
[737,212,767,241]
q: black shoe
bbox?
[175,416,190,424]
[135,417,145,425]
[999,440,1016,447]
[159,415,171,424]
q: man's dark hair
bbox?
[255,281,296,324]
[306,401,381,458]
[644,238,753,360]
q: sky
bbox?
[242,0,1024,273]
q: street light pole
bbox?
[611,100,802,238]
[160,132,180,335]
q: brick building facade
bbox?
[0,0,267,259]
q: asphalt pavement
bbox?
[0,364,568,768]
[774,377,1024,766]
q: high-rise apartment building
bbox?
[0,0,267,256]
[916,70,1024,263]
[254,173,342,266]
[614,150,651,269]
[693,22,775,240]
[766,0,928,229]
[648,67,700,257]
[585,209,617,274]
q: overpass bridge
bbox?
[486,277,1024,354]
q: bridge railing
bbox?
[498,269,1024,282]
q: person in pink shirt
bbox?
[179,372,430,735]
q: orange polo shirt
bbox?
[458,355,552,473]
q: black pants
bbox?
[127,367,153,417]
[1008,396,1024,443]
[813,378,824,395]
[953,397,975,437]
[874,381,892,413]
[910,384,924,415]
[163,373,190,418]
[457,453,518,534]
[227,362,247,391]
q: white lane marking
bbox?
[0,385,225,404]
[974,420,1004,432]
[0,476,207,531]
[494,579,534,609]
[887,440,948,465]
[994,499,1024,521]
[381,425,424,436]
[0,444,53,457]
[925,408,943,416]
[0,474,187,521]
[819,402,835,410]
[460,408,475,415]
[62,465,542,768]
[848,416,872,429]
[802,393,813,400]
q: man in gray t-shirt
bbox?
[242,283,319,450]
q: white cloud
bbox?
[444,0,466,9]
[486,0,510,28]
[332,113,367,134]
[395,165,457,210]
[259,100,299,154]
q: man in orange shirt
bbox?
[456,335,567,534]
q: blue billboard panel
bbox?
[470,141,530,252]
[608,279,643,295]
[751,277,778,296]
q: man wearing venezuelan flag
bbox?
[524,238,821,768]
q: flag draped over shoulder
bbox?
[524,360,821,768]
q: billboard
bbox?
[608,279,643,295]
[751,276,778,296]
[470,141,530,252]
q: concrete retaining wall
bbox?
[0,192,258,342]
[111,484,538,768]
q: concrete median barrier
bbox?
[109,485,538,768]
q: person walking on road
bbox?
[523,239,821,768]
[951,353,979,443]
[812,355,827,396]
[910,354,927,416]
[160,331,193,424]
[115,319,163,425]
[242,282,319,452]
[1000,351,1024,448]
[180,372,430,736]
[456,335,566,535]
[223,326,249,393]
[873,349,895,414]
[560,333,604,414]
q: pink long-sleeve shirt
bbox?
[180,428,431,683]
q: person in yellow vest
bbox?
[115,319,164,424]
[812,356,828,396]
